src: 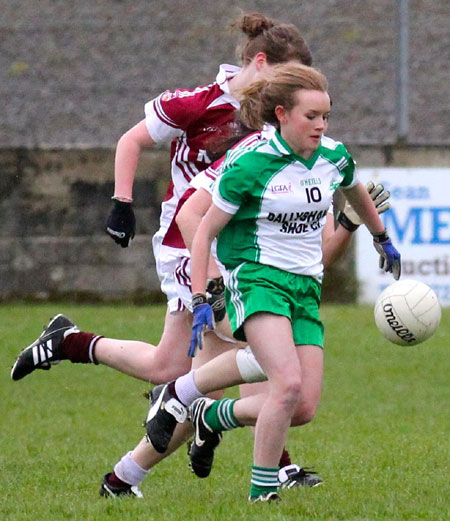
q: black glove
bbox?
[206,276,226,323]
[105,200,136,248]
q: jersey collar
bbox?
[208,64,241,110]
[270,130,322,169]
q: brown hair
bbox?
[232,12,312,67]
[239,63,328,130]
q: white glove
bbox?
[343,181,391,227]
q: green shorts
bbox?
[225,262,324,347]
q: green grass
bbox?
[1,303,449,520]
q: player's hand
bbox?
[206,276,226,323]
[105,200,136,248]
[189,294,214,357]
[342,181,391,228]
[373,231,401,280]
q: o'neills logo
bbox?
[383,303,416,343]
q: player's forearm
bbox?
[176,207,202,251]
[344,183,385,234]
[180,213,222,278]
[113,134,141,200]
[322,225,353,268]
[113,121,155,200]
[177,188,214,250]
[191,223,214,295]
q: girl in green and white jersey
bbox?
[189,63,401,502]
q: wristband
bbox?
[192,293,207,309]
[372,230,390,243]
[111,199,133,214]
[337,211,359,232]
[112,195,134,203]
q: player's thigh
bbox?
[154,309,192,372]
[244,313,301,386]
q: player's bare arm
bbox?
[114,119,156,201]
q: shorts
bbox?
[152,229,189,313]
[172,241,228,313]
[225,262,324,347]
[173,255,237,344]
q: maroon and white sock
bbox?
[60,332,103,364]
[107,472,129,488]
[279,448,292,468]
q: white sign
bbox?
[355,168,450,307]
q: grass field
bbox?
[1,303,449,521]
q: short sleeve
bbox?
[212,155,255,214]
[190,156,225,193]
[144,88,207,144]
[338,150,359,189]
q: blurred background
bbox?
[1,0,449,302]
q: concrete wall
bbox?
[2,145,448,302]
[2,1,449,147]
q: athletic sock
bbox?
[60,332,103,364]
[249,465,279,499]
[113,451,149,487]
[279,448,292,468]
[204,398,241,432]
[174,370,204,406]
[107,472,129,488]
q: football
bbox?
[374,279,441,346]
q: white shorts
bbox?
[173,245,228,313]
[173,255,194,313]
[152,229,190,314]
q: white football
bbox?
[374,279,441,346]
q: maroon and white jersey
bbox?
[190,129,271,194]
[145,64,240,248]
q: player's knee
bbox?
[290,401,318,426]
[275,376,303,411]
[145,350,191,384]
[236,347,267,383]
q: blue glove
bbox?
[189,294,214,357]
[373,232,401,280]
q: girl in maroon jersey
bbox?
[98,13,312,385]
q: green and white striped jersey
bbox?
[212,131,358,281]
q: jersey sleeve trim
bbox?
[190,168,216,193]
[339,169,359,189]
[144,97,184,143]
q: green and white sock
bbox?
[249,465,279,499]
[204,398,241,432]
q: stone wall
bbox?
[2,1,449,302]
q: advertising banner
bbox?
[355,168,450,307]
